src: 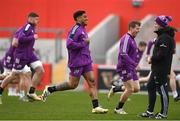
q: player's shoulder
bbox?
[120,33,131,42]
[69,24,82,39]
[71,23,81,34]
[23,23,33,32]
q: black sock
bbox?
[113,85,123,93]
[29,87,36,94]
[116,102,125,109]
[92,99,99,108]
[0,87,4,95]
[48,86,57,93]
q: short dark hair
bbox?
[73,10,86,21]
[138,41,147,47]
[28,12,39,18]
[128,21,141,30]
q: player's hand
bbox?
[83,38,90,45]
[34,34,38,40]
[136,65,141,70]
[12,38,18,47]
[145,55,150,62]
[147,56,152,64]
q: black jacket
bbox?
[151,26,176,81]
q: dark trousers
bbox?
[147,72,169,116]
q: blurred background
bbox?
[0,0,179,91]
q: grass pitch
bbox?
[0,91,179,120]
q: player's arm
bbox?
[66,28,88,50]
[151,37,169,63]
[146,39,155,55]
[66,38,88,50]
[12,37,18,47]
[120,39,138,68]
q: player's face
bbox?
[139,46,146,52]
[79,13,88,26]
[154,22,161,31]
[130,25,140,37]
[28,17,39,26]
[33,17,39,26]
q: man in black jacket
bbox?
[140,15,176,119]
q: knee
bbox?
[134,87,140,93]
[127,87,134,93]
[69,81,78,89]
[88,79,96,88]
[35,67,44,75]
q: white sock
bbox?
[176,74,180,81]
[19,90,25,98]
[12,88,18,96]
[172,91,178,98]
[8,87,13,95]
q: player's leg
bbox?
[29,60,44,92]
[101,72,113,88]
[41,67,82,101]
[115,68,137,114]
[114,80,134,114]
[27,60,44,101]
[82,64,108,114]
[19,66,31,101]
[107,75,124,100]
[8,83,19,96]
[133,80,140,93]
[0,71,20,104]
[169,70,179,101]
[0,71,19,90]
[1,68,18,96]
[132,70,140,93]
[108,70,140,100]
[139,71,151,84]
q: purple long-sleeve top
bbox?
[66,23,92,68]
[146,38,156,55]
[117,33,138,72]
[14,23,36,58]
[2,45,16,69]
[136,49,144,64]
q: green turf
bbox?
[0,91,179,120]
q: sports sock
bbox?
[48,86,57,93]
[0,87,4,95]
[116,102,124,110]
[92,99,99,108]
[29,87,35,94]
